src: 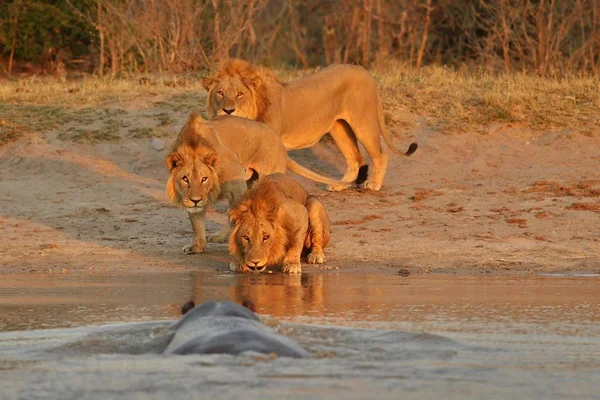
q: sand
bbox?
[1,110,599,275]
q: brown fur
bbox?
[165,113,290,254]
[204,62,361,190]
[228,173,331,274]
[202,58,418,191]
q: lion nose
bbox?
[222,108,235,115]
[190,197,203,205]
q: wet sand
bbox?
[1,272,599,399]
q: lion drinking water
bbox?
[228,173,331,274]
[166,114,346,254]
[201,59,418,191]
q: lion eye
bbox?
[201,176,208,183]
[236,92,244,98]
[217,90,224,97]
[262,234,270,241]
[182,176,189,184]
[242,235,250,242]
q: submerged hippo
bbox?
[162,301,309,358]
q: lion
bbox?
[166,114,347,254]
[228,173,331,274]
[201,58,418,191]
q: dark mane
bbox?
[216,59,282,124]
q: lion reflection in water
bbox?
[229,273,325,318]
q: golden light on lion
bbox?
[228,173,331,274]
[202,58,418,191]
[165,114,349,254]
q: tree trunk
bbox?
[98,0,105,76]
[416,0,432,68]
[8,0,23,74]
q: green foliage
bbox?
[0,0,92,63]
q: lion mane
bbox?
[165,126,221,210]
[202,59,279,125]
[228,182,290,268]
[228,173,330,274]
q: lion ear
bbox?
[166,152,182,171]
[245,74,262,90]
[203,152,220,169]
[228,204,248,225]
[267,204,281,221]
[201,76,215,91]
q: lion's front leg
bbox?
[183,209,207,254]
[208,179,247,244]
[282,205,309,274]
[304,196,331,264]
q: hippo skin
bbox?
[162,301,309,359]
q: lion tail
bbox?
[286,158,352,188]
[376,91,418,157]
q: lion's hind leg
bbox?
[327,120,366,191]
[304,196,331,264]
[347,116,388,191]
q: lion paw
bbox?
[229,262,248,273]
[282,261,302,274]
[207,233,228,244]
[360,181,382,191]
[326,183,350,192]
[307,252,326,264]
[182,243,205,254]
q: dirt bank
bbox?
[0,76,599,275]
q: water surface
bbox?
[1,271,599,399]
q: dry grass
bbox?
[1,65,599,146]
[0,75,206,143]
[375,64,600,135]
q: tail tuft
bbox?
[405,142,418,156]
[356,165,369,185]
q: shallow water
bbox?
[1,271,599,399]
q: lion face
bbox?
[202,75,260,120]
[165,150,220,213]
[229,204,286,272]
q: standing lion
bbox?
[201,59,417,191]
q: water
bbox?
[1,271,599,399]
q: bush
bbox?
[1,0,599,76]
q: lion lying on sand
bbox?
[201,59,418,191]
[166,114,345,254]
[228,173,331,274]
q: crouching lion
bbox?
[201,58,418,191]
[166,114,346,254]
[228,173,331,274]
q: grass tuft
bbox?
[375,64,600,134]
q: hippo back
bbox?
[163,301,309,358]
